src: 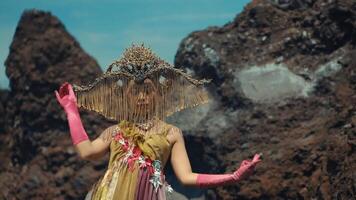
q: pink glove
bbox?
[55,82,89,145]
[196,153,262,188]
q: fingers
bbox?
[68,84,78,103]
[241,160,250,166]
[68,84,75,97]
[252,153,262,163]
[58,82,76,99]
[55,90,61,102]
[59,82,69,97]
[255,159,262,164]
[236,153,263,174]
[253,153,260,159]
[60,82,69,91]
[243,154,262,168]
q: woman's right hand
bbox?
[55,82,78,112]
[55,82,90,146]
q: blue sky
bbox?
[0,0,250,89]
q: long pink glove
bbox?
[196,153,261,188]
[55,82,89,145]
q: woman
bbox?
[55,44,261,200]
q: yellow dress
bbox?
[85,120,174,200]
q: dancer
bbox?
[55,44,261,200]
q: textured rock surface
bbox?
[0,9,114,199]
[0,90,9,134]
[174,0,356,199]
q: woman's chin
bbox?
[136,103,150,108]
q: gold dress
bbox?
[85,120,174,200]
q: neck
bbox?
[134,118,158,132]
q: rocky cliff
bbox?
[0,9,114,199]
[173,0,355,199]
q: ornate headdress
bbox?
[72,44,210,124]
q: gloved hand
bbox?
[55,82,89,145]
[196,153,262,188]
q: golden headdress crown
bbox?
[73,44,210,123]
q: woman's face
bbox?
[125,79,158,115]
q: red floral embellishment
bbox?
[138,156,151,169]
[114,131,130,151]
[147,160,154,174]
[114,131,124,141]
[127,158,137,171]
[132,146,142,157]
[145,158,152,165]
[127,146,142,171]
[121,142,129,151]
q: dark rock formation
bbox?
[174,0,356,199]
[0,90,9,134]
[0,9,115,199]
[269,0,317,10]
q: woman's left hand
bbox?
[233,153,262,180]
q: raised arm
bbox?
[170,126,262,188]
[55,82,113,161]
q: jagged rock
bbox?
[0,9,114,199]
[174,0,356,199]
[313,2,356,53]
[269,0,317,10]
[0,89,9,134]
[3,8,109,162]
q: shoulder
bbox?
[159,120,181,135]
[163,123,183,143]
[169,125,182,136]
[99,124,120,142]
[104,124,120,134]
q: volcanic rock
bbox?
[174,0,356,199]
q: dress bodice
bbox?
[108,120,173,170]
[86,120,174,200]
